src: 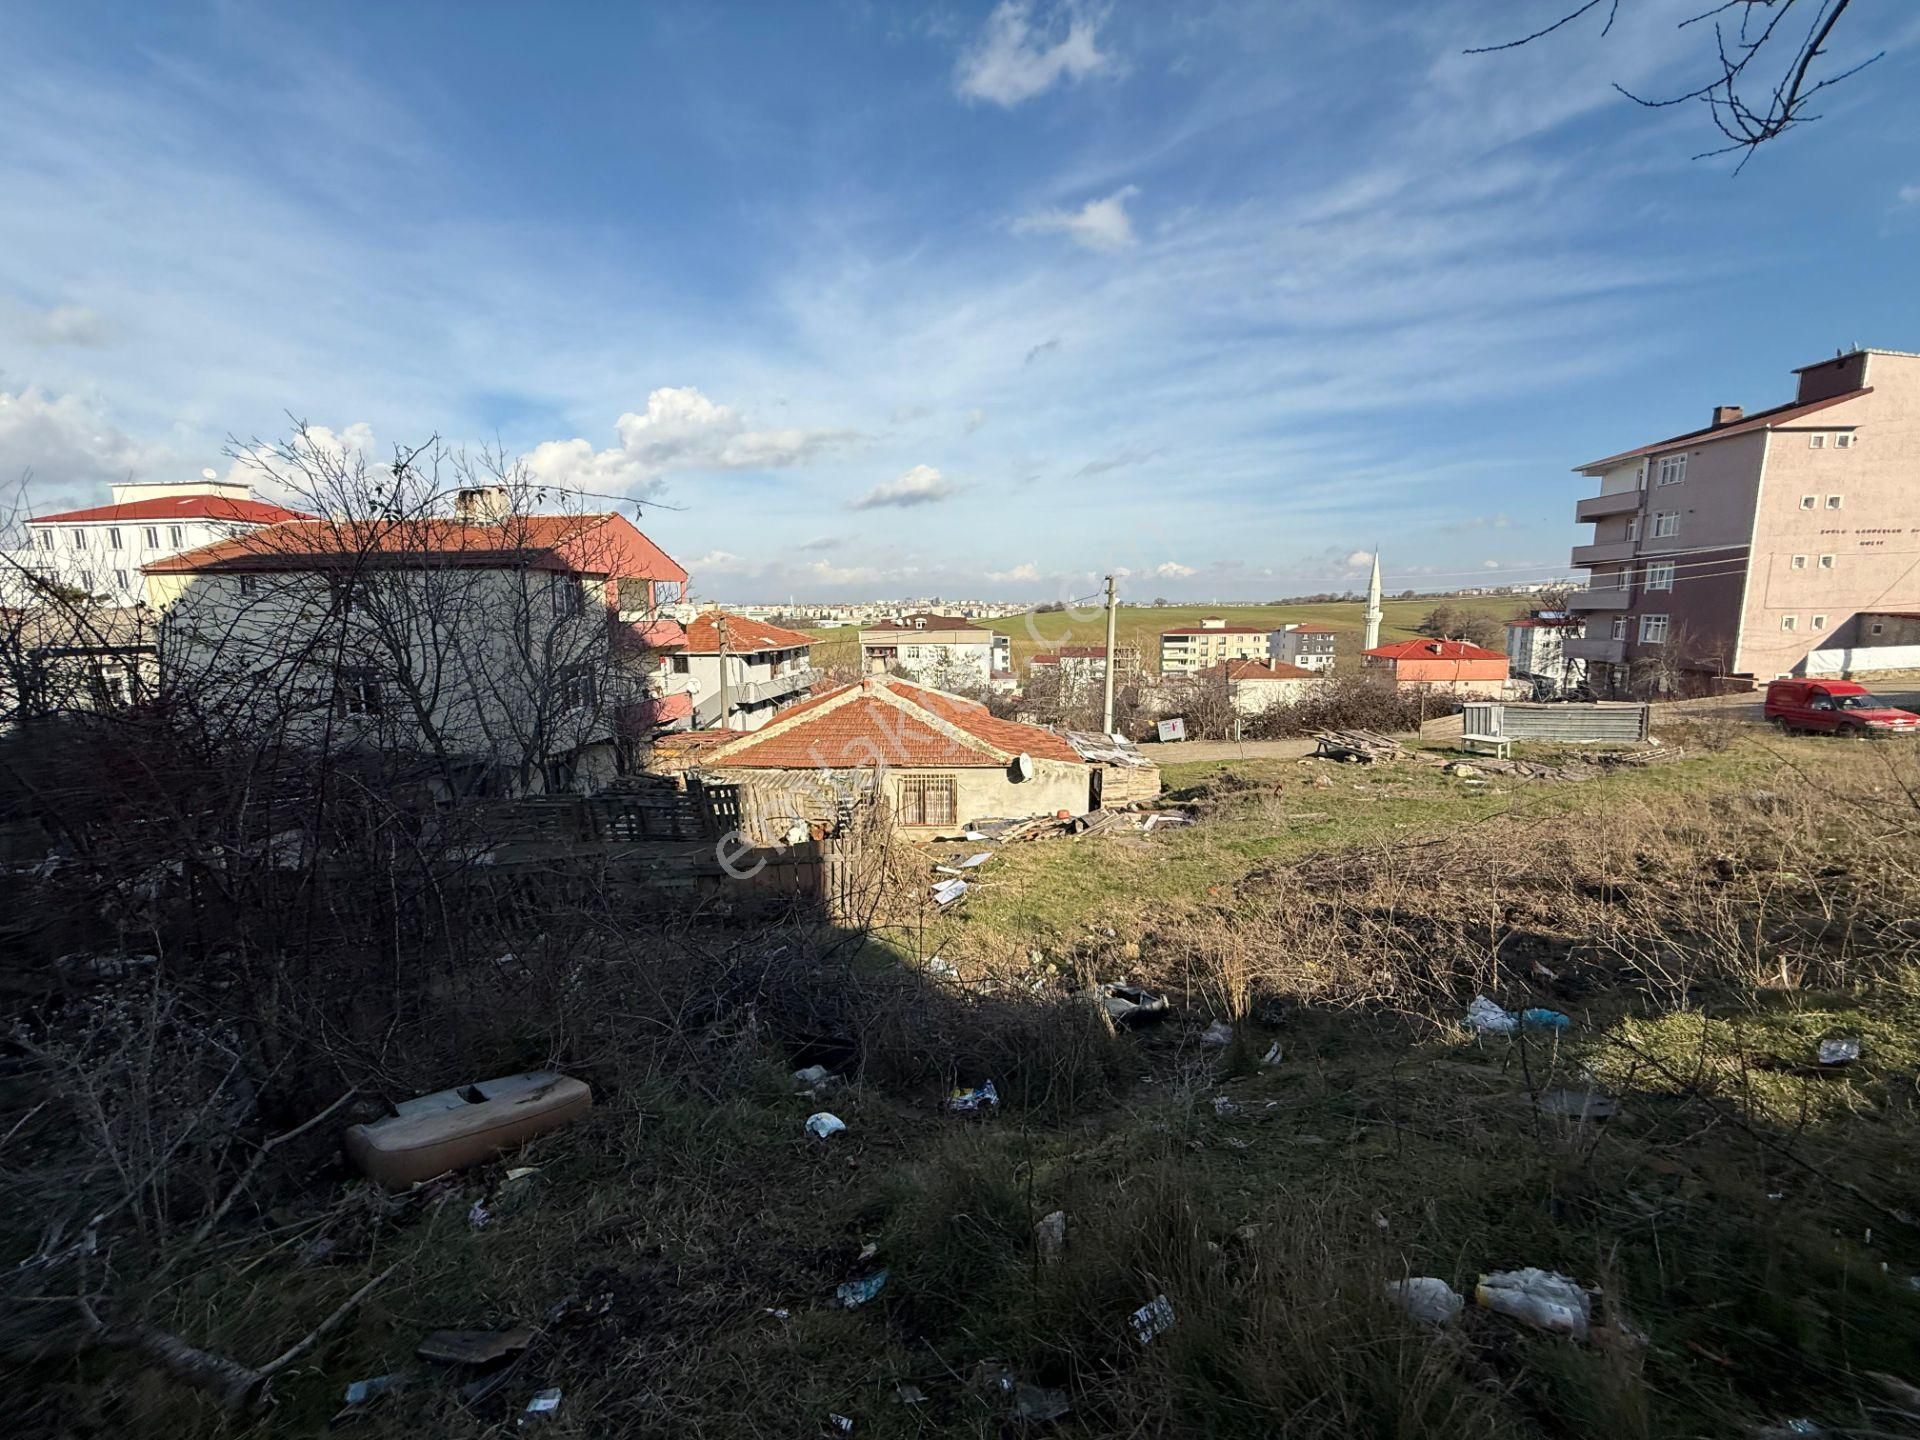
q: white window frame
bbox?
[113,569,130,591]
[1626,516,1641,541]
[1800,495,1816,510]
[1811,615,1827,632]
[1651,512,1679,538]
[1818,554,1834,570]
[144,526,160,547]
[1656,454,1688,486]
[238,574,259,597]
[108,527,123,550]
[1791,555,1807,570]
[35,530,53,551]
[1825,495,1842,510]
[1645,562,1675,591]
[69,529,87,550]
[1609,616,1628,641]
[1808,434,1826,449]
[167,524,185,547]
[1835,433,1855,449]
[1780,615,1797,632]
[1639,614,1669,644]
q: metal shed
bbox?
[1460,701,1650,744]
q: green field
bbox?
[806,597,1520,675]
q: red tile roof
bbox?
[1201,660,1321,681]
[1575,389,1869,472]
[145,512,686,582]
[682,611,815,653]
[1365,639,1507,662]
[701,678,1080,770]
[32,495,313,526]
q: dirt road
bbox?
[1142,737,1321,763]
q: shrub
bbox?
[1244,674,1431,738]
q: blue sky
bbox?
[4,1,1918,602]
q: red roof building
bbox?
[682,612,815,654]
[1363,638,1508,695]
[33,495,312,526]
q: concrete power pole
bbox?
[716,613,731,731]
[1101,573,1118,734]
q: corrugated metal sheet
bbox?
[1463,702,1649,743]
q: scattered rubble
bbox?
[1313,729,1406,762]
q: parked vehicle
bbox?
[1763,679,1920,736]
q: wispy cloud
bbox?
[1014,185,1140,252]
[1075,443,1162,479]
[986,561,1039,582]
[848,463,957,510]
[954,1,1115,107]
[1152,560,1195,578]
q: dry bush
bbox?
[1245,674,1431,738]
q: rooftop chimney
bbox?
[453,485,510,523]
[1712,405,1744,427]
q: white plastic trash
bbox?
[1475,1267,1591,1340]
[806,1112,847,1140]
[1466,995,1518,1034]
[1200,1019,1233,1046]
[1130,1293,1176,1345]
[1385,1277,1465,1326]
[1818,1038,1861,1066]
[1259,1041,1283,1066]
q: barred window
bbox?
[897,773,956,827]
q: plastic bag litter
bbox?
[1818,1038,1861,1066]
[1385,1276,1465,1326]
[1035,1210,1066,1263]
[1200,1019,1234,1046]
[892,1384,928,1405]
[1259,1041,1283,1066]
[1013,1384,1072,1422]
[1129,1293,1176,1345]
[794,1065,837,1089]
[1520,1007,1572,1031]
[1093,982,1169,1027]
[1466,995,1518,1034]
[836,1269,889,1308]
[520,1388,563,1425]
[828,1414,854,1433]
[1211,1095,1239,1117]
[343,1374,405,1406]
[806,1112,847,1140]
[1475,1267,1591,1340]
[948,1080,1000,1112]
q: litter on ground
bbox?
[1818,1038,1861,1066]
[1385,1277,1465,1326]
[1035,1210,1066,1263]
[805,1112,847,1140]
[520,1387,563,1423]
[948,1080,999,1112]
[1130,1293,1176,1345]
[1260,1041,1283,1066]
[416,1327,535,1366]
[1013,1383,1072,1422]
[836,1269,889,1308]
[1092,982,1169,1028]
[1200,1019,1233,1046]
[1475,1267,1591,1340]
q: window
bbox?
[1639,614,1669,644]
[1826,495,1842,510]
[1800,495,1816,510]
[1791,555,1807,570]
[1808,434,1826,449]
[1811,615,1827,632]
[1609,616,1628,641]
[671,654,690,673]
[238,574,259,596]
[69,529,87,550]
[1871,622,1886,637]
[1656,454,1688,485]
[897,774,957,827]
[144,527,161,548]
[1645,562,1675,590]
[560,665,597,711]
[1626,516,1640,541]
[35,530,52,550]
[1835,433,1855,449]
[1652,512,1679,538]
[1780,615,1797,632]
[108,527,123,549]
[1819,554,1835,570]
[550,574,585,618]
[113,569,130,590]
[334,667,383,717]
[167,525,184,547]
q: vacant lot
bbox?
[17,723,1920,1439]
[805,596,1518,674]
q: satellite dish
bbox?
[201,468,218,481]
[1011,753,1034,782]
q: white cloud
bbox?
[1899,183,1920,207]
[1344,550,1374,569]
[220,422,381,504]
[1481,559,1501,569]
[524,386,857,499]
[690,549,742,570]
[848,463,956,510]
[22,304,110,348]
[0,385,159,513]
[986,561,1039,582]
[1014,185,1140,252]
[1153,560,1196,578]
[954,1,1114,107]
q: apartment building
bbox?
[12,476,311,606]
[1027,643,1142,684]
[1158,617,1271,675]
[858,613,1010,686]
[673,610,818,731]
[1269,623,1336,672]
[1505,615,1586,698]
[1567,347,1920,691]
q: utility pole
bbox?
[716,613,731,731]
[1101,573,1118,734]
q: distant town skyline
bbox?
[4,2,1917,602]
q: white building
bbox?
[1193,659,1326,715]
[1269,624,1337,672]
[859,613,1010,687]
[1505,616,1588,697]
[1159,617,1271,675]
[672,611,818,731]
[14,476,311,607]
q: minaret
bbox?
[1362,550,1383,652]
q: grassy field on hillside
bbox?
[805,596,1521,675]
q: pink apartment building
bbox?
[1567,347,1920,693]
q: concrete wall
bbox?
[705,757,1094,830]
[1802,644,1920,677]
[1740,354,1920,678]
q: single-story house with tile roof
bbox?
[690,676,1099,833]
[1363,638,1510,698]
[1193,658,1327,715]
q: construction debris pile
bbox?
[1311,729,1406,763]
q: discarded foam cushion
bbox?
[344,1072,591,1190]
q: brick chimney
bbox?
[453,485,509,523]
[1711,405,1744,427]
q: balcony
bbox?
[1564,636,1625,664]
[1571,539,1636,567]
[1575,491,1642,523]
[1566,587,1631,612]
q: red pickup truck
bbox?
[1764,679,1920,736]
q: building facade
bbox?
[1269,624,1336,672]
[1505,615,1587,698]
[858,614,1010,687]
[673,611,818,732]
[1566,348,1920,692]
[1363,639,1509,698]
[1159,617,1271,675]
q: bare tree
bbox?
[1468,1,1881,169]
